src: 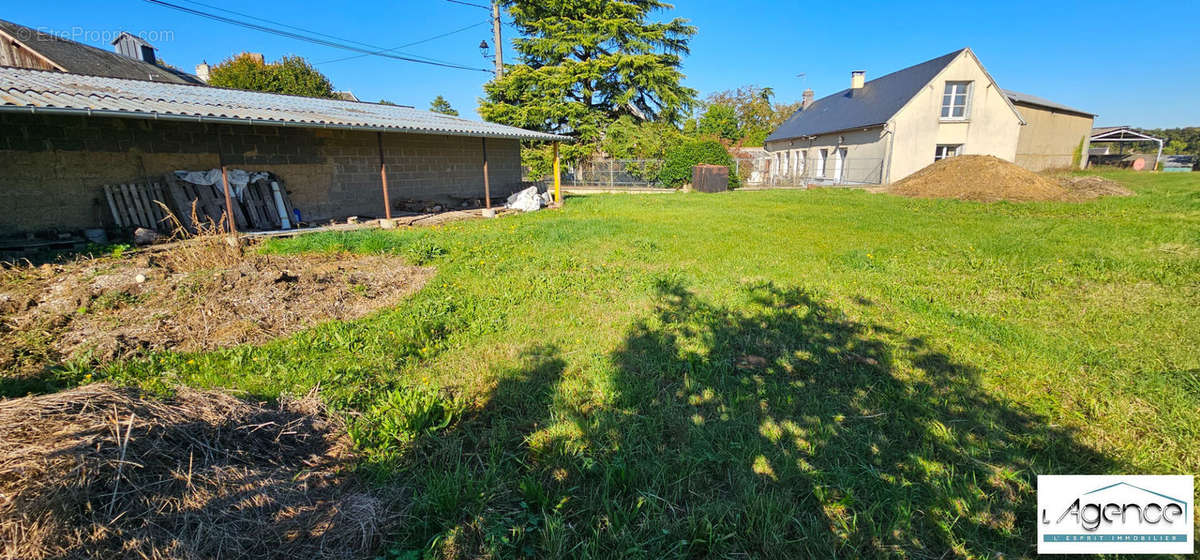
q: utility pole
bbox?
[491,0,503,78]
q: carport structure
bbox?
[1089,126,1164,170]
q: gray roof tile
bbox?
[0,66,566,141]
[0,19,203,84]
[767,49,965,142]
[1004,89,1094,117]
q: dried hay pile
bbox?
[0,384,403,559]
[891,155,1069,202]
[1057,175,1135,199]
[0,238,431,377]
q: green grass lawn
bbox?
[60,171,1200,557]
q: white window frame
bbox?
[941,81,972,120]
[834,147,847,181]
[797,150,806,177]
[934,144,962,161]
[817,149,828,177]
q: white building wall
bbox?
[886,51,1022,182]
[765,126,888,184]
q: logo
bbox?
[1038,475,1194,554]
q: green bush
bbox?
[658,139,738,188]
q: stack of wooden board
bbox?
[102,173,297,234]
[103,183,174,232]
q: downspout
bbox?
[882,121,896,185]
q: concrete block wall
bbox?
[0,112,523,234]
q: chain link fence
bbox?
[525,155,886,189]
[734,154,886,187]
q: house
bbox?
[0,19,202,84]
[0,21,562,236]
[765,48,1094,184]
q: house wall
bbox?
[887,51,1022,182]
[1012,103,1094,171]
[0,112,522,234]
[764,126,888,184]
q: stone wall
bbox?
[0,112,523,234]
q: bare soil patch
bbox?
[0,383,405,559]
[889,155,1133,202]
[0,239,431,376]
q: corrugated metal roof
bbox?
[766,49,966,142]
[0,66,567,141]
[1004,89,1094,117]
[0,19,203,84]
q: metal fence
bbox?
[562,159,664,187]
[524,155,886,189]
[734,155,886,187]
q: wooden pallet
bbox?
[160,173,296,233]
[103,173,297,234]
[103,183,173,232]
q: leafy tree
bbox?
[698,104,740,141]
[208,54,335,99]
[601,116,688,160]
[378,99,398,106]
[705,85,800,146]
[599,115,690,182]
[1165,139,1189,155]
[480,0,698,165]
[429,95,459,116]
[659,139,738,188]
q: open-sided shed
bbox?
[1088,126,1164,170]
[0,67,566,236]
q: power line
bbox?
[142,0,492,72]
[445,0,490,10]
[171,0,477,68]
[317,20,490,65]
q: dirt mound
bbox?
[891,155,1069,202]
[1,239,431,377]
[1057,175,1134,199]
[0,384,403,559]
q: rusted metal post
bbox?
[553,142,561,204]
[220,165,237,234]
[377,132,392,219]
[482,137,491,209]
[215,132,238,234]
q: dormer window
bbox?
[941,81,971,119]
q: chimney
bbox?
[851,70,865,90]
[195,61,211,83]
[112,32,156,64]
[801,89,814,110]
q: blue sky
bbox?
[7,0,1199,128]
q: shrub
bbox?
[658,139,738,188]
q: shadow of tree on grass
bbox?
[392,281,1117,558]
[535,279,1117,558]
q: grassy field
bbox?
[37,171,1200,557]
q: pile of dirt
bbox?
[0,238,432,376]
[891,155,1069,202]
[0,383,404,559]
[1057,175,1135,199]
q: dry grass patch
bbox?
[0,238,431,377]
[0,383,406,560]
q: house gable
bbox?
[765,49,966,143]
[885,48,1024,181]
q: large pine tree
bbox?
[479,0,697,159]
